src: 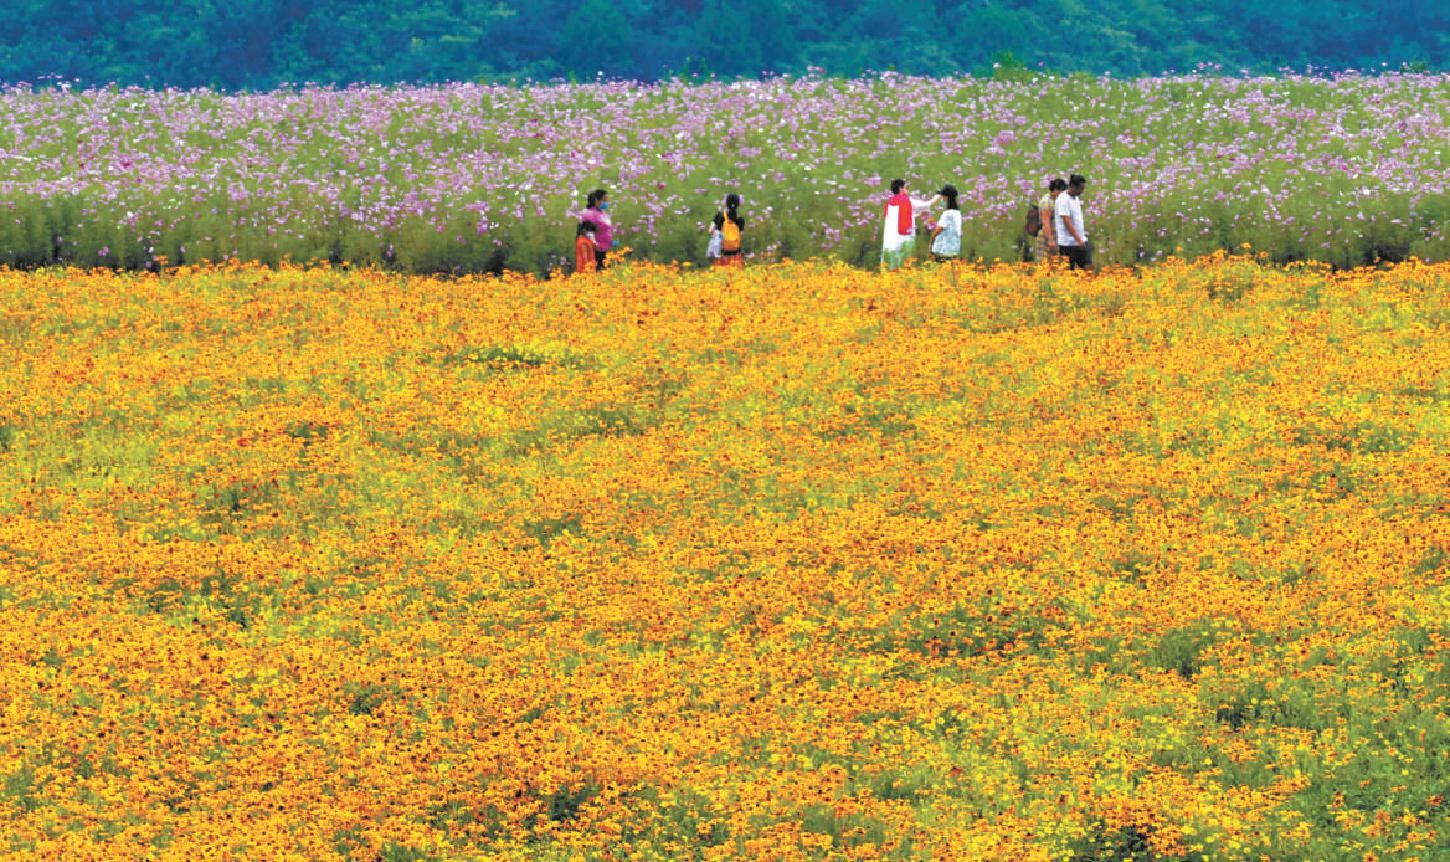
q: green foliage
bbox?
[1,766,40,812]
[1148,623,1224,679]
[378,842,437,862]
[544,782,600,823]
[1066,823,1157,862]
[343,681,397,716]
[798,802,895,853]
[0,0,1445,86]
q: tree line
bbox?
[1,0,1446,88]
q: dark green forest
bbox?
[1,0,1447,87]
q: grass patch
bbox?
[1291,421,1414,454]
[504,405,656,457]
[378,843,438,862]
[343,682,400,717]
[520,514,584,548]
[283,420,332,444]
[433,345,592,372]
[799,802,896,854]
[1208,676,1327,732]
[1065,822,1194,862]
[849,766,935,802]
[1148,622,1230,680]
[890,600,1058,658]
[1,766,41,813]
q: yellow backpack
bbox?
[721,213,742,253]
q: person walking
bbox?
[712,194,746,269]
[574,221,598,274]
[580,189,614,269]
[881,179,941,271]
[929,185,962,262]
[1054,174,1092,271]
[1037,178,1067,267]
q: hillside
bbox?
[2,0,1447,88]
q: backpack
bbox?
[1024,201,1042,237]
[721,214,742,253]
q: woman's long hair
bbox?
[724,193,742,224]
[940,185,959,211]
[586,188,608,209]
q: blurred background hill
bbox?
[2,0,1447,88]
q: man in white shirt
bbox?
[1054,174,1092,271]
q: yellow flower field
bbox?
[0,257,1446,861]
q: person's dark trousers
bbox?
[1064,244,1092,270]
[595,250,608,270]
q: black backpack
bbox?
[1024,201,1043,237]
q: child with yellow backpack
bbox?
[709,193,745,269]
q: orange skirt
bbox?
[715,254,744,269]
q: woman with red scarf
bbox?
[881,179,941,271]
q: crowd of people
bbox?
[571,174,1092,274]
[878,174,1092,272]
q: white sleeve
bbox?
[911,196,938,210]
[937,211,951,228]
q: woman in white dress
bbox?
[930,185,962,262]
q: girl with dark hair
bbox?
[710,193,746,268]
[930,185,962,261]
[580,189,613,269]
